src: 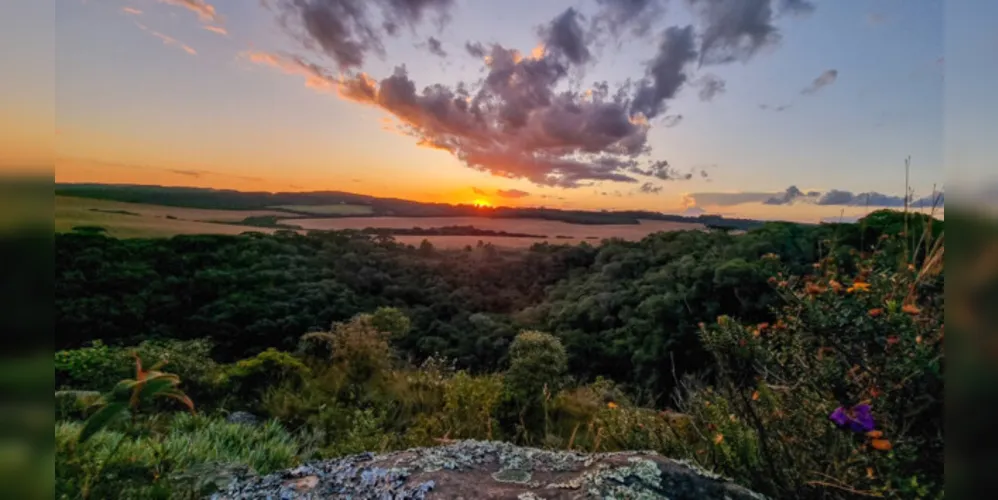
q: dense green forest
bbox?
[55,209,944,499]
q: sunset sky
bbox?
[5,1,995,221]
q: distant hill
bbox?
[54,183,767,230]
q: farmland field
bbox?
[55,196,705,244]
[269,204,374,215]
[55,196,284,238]
[293,216,705,247]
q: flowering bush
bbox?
[676,246,943,499]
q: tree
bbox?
[505,331,568,404]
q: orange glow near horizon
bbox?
[473,199,493,208]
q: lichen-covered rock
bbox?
[225,411,260,426]
[211,440,765,499]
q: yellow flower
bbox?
[847,281,871,293]
[607,402,618,409]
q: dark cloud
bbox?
[464,41,486,58]
[778,0,815,16]
[759,186,945,208]
[695,73,726,101]
[686,0,814,66]
[661,114,684,127]
[630,25,698,119]
[425,36,446,57]
[329,58,663,187]
[540,8,591,65]
[257,1,814,190]
[273,0,455,70]
[496,189,530,198]
[763,185,806,205]
[591,0,667,40]
[639,182,664,194]
[627,160,697,180]
[801,69,838,95]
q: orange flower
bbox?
[806,282,828,295]
[902,304,921,315]
[871,438,892,451]
[829,280,844,292]
[752,391,760,401]
[757,322,769,331]
[607,402,618,410]
[866,430,883,438]
[916,335,923,344]
[847,282,871,293]
[868,308,884,317]
[867,467,876,479]
[713,433,725,445]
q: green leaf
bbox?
[137,375,180,403]
[78,402,129,443]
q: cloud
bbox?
[135,22,197,55]
[630,25,698,119]
[758,185,945,208]
[763,185,818,204]
[759,103,791,112]
[252,0,814,190]
[121,7,142,16]
[495,189,530,199]
[168,169,203,177]
[694,73,726,101]
[687,0,814,66]
[539,8,591,66]
[471,187,488,195]
[682,191,779,207]
[464,41,486,58]
[270,0,455,71]
[251,43,695,188]
[639,182,663,194]
[425,36,447,57]
[203,25,228,35]
[801,69,838,95]
[158,0,219,23]
[591,0,667,40]
[243,51,340,91]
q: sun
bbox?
[473,199,493,208]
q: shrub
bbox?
[55,340,130,393]
[676,249,944,499]
[505,330,568,404]
[223,348,311,411]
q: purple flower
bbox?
[829,404,875,433]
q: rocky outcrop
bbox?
[211,440,765,499]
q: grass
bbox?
[270,204,374,215]
[55,196,289,238]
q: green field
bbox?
[270,204,374,215]
[55,196,285,238]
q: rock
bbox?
[225,411,260,426]
[211,440,766,499]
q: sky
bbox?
[3,0,995,222]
